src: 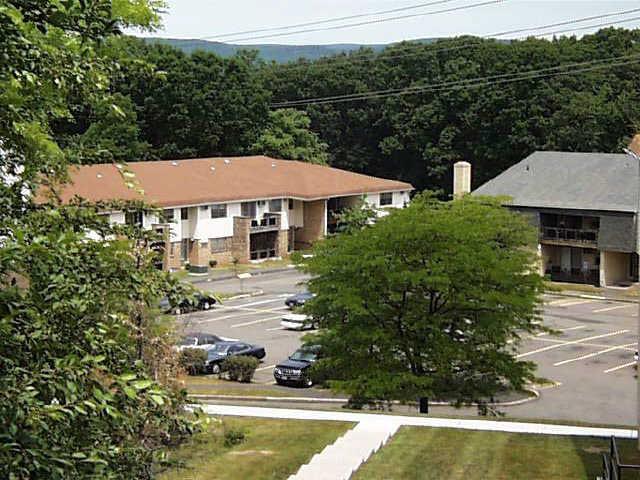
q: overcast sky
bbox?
[133,0,640,45]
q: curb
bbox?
[190,266,298,285]
[189,388,539,408]
[546,292,637,304]
[226,289,265,301]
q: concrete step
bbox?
[288,420,401,480]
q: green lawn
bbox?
[353,427,640,480]
[180,375,296,397]
[156,417,353,480]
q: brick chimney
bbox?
[453,161,471,197]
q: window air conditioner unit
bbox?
[257,200,266,206]
[200,205,209,210]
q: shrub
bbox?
[179,348,208,375]
[222,356,259,383]
[223,427,246,447]
[209,259,218,268]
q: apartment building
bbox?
[55,156,413,272]
[470,151,640,287]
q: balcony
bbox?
[541,227,598,246]
[250,213,280,233]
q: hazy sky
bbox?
[133,0,640,45]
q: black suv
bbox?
[273,346,320,387]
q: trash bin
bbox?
[419,397,429,414]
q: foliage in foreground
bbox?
[302,194,544,405]
[0,1,202,478]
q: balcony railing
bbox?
[250,214,280,232]
[541,227,598,245]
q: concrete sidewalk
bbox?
[197,404,637,438]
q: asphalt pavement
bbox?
[178,269,640,426]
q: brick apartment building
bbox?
[54,156,413,272]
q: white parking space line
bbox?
[231,315,283,328]
[592,304,634,314]
[517,330,630,359]
[604,362,637,374]
[546,299,595,307]
[256,364,276,372]
[553,343,636,366]
[196,306,288,324]
[528,336,636,351]
[221,298,285,309]
[534,325,586,337]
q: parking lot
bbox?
[180,269,639,425]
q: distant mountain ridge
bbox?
[142,37,438,63]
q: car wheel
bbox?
[275,379,285,386]
[211,363,221,375]
[174,307,181,315]
[304,377,313,388]
[202,301,211,310]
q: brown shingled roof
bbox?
[52,156,413,207]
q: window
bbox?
[210,204,227,219]
[379,192,393,206]
[125,210,143,227]
[288,199,294,210]
[180,207,189,221]
[241,201,257,218]
[210,237,230,253]
[269,199,282,212]
[163,209,175,223]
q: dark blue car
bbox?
[205,341,266,374]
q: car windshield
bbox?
[290,350,317,362]
[179,336,197,346]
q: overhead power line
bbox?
[200,0,461,40]
[220,0,506,43]
[271,53,640,107]
[266,7,640,72]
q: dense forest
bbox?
[53,28,640,193]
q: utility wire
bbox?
[271,53,640,107]
[265,7,640,72]
[281,58,640,106]
[220,0,506,43]
[200,0,461,40]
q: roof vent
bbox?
[171,161,178,166]
[224,159,231,165]
[271,162,276,168]
[96,173,103,179]
[210,166,216,172]
[525,164,530,172]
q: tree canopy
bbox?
[251,108,329,164]
[301,194,544,406]
[0,2,202,478]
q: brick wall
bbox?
[295,200,326,248]
[276,229,289,257]
[232,217,251,263]
[166,241,182,270]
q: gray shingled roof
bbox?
[473,151,640,213]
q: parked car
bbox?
[204,341,266,374]
[175,332,237,351]
[160,291,218,314]
[273,346,320,387]
[284,291,315,308]
[280,313,317,331]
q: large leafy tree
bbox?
[0,2,201,478]
[302,194,544,406]
[251,108,329,164]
